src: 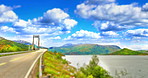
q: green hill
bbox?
[110,48,148,55]
[0,37,29,53]
[49,44,121,55]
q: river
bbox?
[63,55,148,78]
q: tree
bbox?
[77,55,112,78]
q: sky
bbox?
[0,0,148,50]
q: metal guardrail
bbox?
[39,55,43,78]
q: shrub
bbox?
[76,55,112,78]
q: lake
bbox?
[63,55,148,78]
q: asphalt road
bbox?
[0,51,29,55]
[0,49,47,78]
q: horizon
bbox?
[0,0,148,50]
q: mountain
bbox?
[49,44,121,55]
[61,43,75,47]
[110,48,148,55]
[0,37,29,53]
[138,50,148,53]
[14,40,47,49]
[13,40,32,45]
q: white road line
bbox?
[24,49,47,78]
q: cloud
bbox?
[22,27,49,34]
[0,4,18,23]
[101,31,119,37]
[12,8,77,36]
[76,1,148,27]
[93,21,127,31]
[14,19,29,27]
[63,19,78,30]
[85,0,115,5]
[142,3,148,11]
[12,5,21,9]
[126,29,148,37]
[0,26,18,33]
[33,8,69,25]
[48,36,61,40]
[121,44,148,50]
[64,30,101,40]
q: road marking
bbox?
[24,49,47,78]
[9,55,29,62]
[0,62,7,66]
[10,57,22,62]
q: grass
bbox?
[42,51,76,78]
[0,39,29,53]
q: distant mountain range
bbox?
[0,37,29,53]
[110,48,148,55]
[49,44,121,55]
[14,40,47,49]
[13,40,32,45]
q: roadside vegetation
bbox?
[43,51,112,78]
[42,51,76,78]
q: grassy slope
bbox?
[43,51,76,78]
[110,48,148,55]
[0,38,28,53]
[49,44,121,55]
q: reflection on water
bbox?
[63,55,148,78]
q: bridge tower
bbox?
[32,35,40,50]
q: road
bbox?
[0,49,47,78]
[0,51,29,55]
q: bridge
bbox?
[0,35,47,78]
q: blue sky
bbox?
[0,0,148,50]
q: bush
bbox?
[76,55,112,78]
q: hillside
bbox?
[110,48,148,55]
[49,44,121,55]
[13,40,32,45]
[42,51,75,77]
[0,37,29,53]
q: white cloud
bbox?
[86,0,115,5]
[14,19,29,27]
[121,44,148,50]
[64,30,101,40]
[142,3,148,11]
[12,8,77,36]
[0,26,17,33]
[76,1,148,27]
[48,36,61,40]
[93,21,127,31]
[101,31,119,37]
[0,4,18,23]
[22,27,52,34]
[63,19,78,30]
[33,8,69,25]
[126,29,148,37]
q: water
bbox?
[63,55,148,78]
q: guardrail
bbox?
[39,54,43,78]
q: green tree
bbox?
[77,55,112,78]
